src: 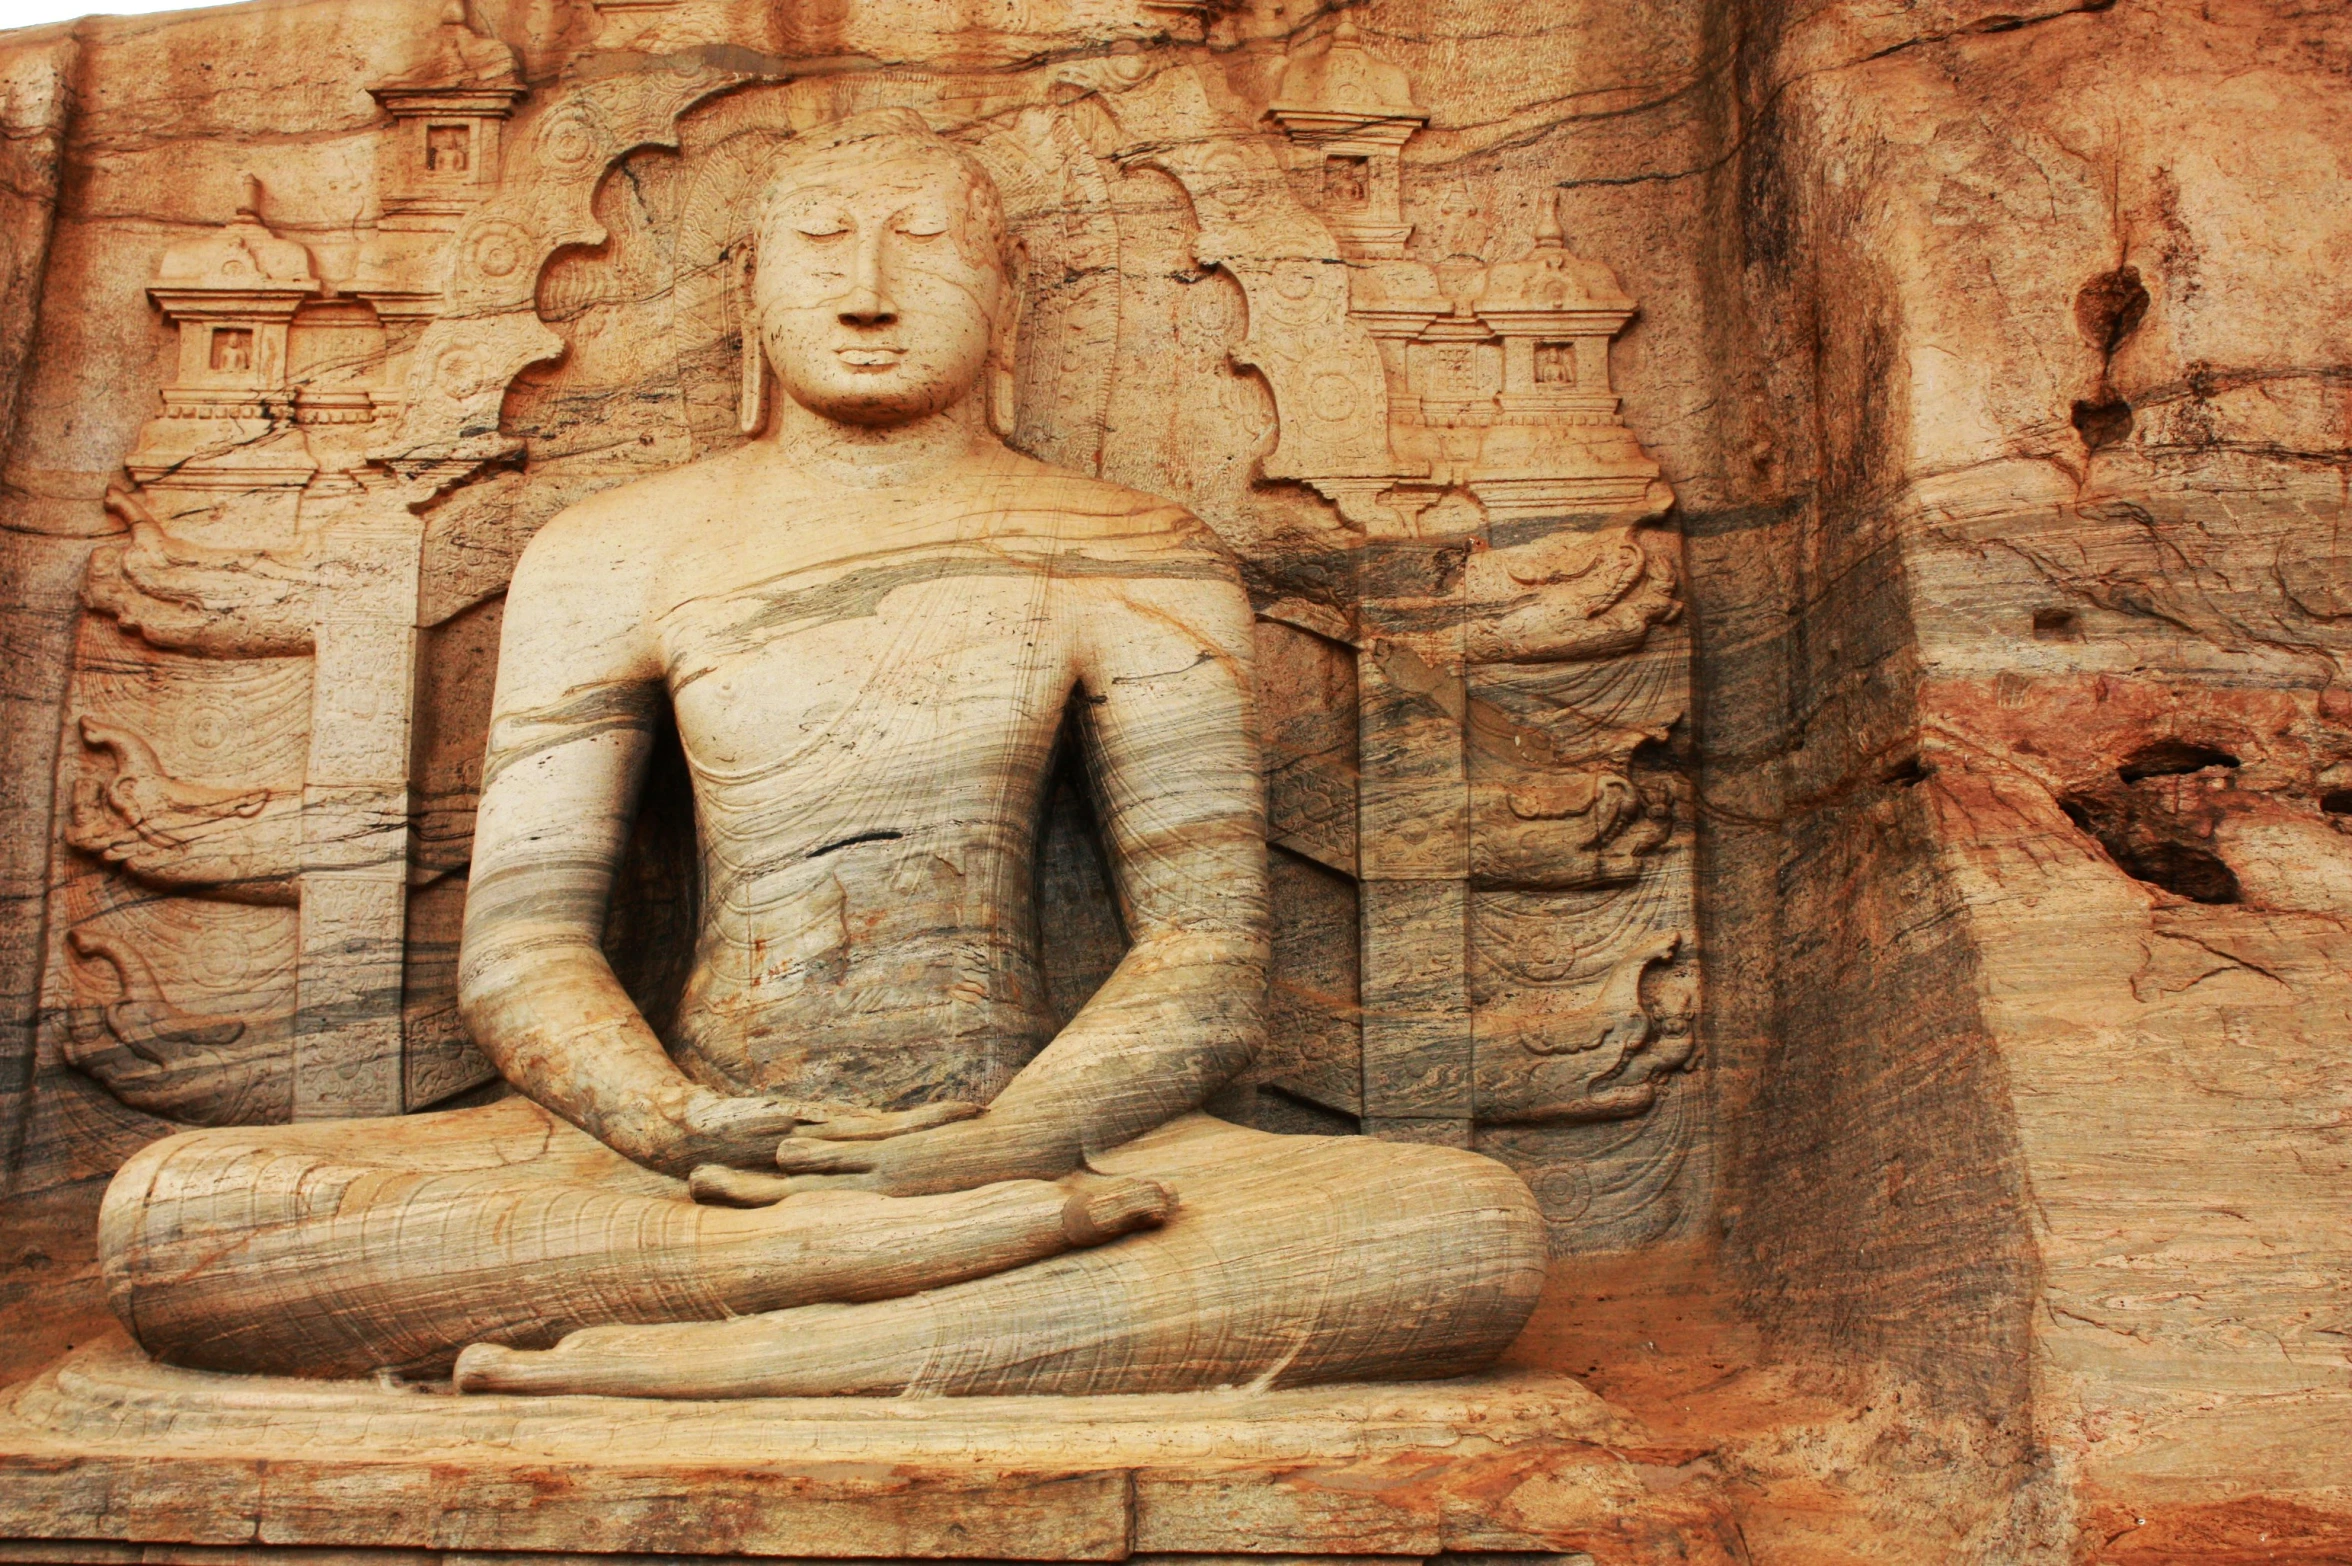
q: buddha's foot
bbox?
[449,1173,1173,1397]
[452,1300,929,1398]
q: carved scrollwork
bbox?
[1106,63,1410,529]
[1463,504,1681,666]
[62,926,294,1125]
[1464,636,1685,891]
[1469,765,1674,889]
[65,717,299,904]
[83,487,322,657]
[1473,930,1698,1125]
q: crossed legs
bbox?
[454,1114,1548,1398]
[99,1100,1546,1394]
[99,1096,1167,1380]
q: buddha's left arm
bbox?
[773,523,1267,1196]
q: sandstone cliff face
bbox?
[1703,0,2352,1542]
[0,0,2345,1557]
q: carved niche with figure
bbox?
[33,12,1697,1280]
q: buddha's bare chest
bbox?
[655,546,1079,834]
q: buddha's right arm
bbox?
[455,512,802,1177]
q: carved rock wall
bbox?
[0,0,2345,1553]
[0,0,1712,1221]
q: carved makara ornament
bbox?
[66,717,297,901]
[62,16,524,1126]
[63,927,295,1127]
[1474,932,1700,1125]
[1256,19,1693,1193]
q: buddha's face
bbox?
[752,143,1007,428]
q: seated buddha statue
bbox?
[95,110,1546,1399]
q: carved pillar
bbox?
[284,13,525,1119]
[1358,600,1475,1145]
[293,508,424,1119]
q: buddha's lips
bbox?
[836,347,906,369]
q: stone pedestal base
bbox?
[0,1338,1732,1565]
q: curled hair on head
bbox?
[739,107,1022,438]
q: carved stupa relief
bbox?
[1241,23,1695,1241]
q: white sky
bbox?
[0,0,247,27]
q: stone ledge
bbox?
[0,1340,1732,1565]
[0,1536,1619,1564]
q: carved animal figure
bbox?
[1475,932,1698,1124]
[84,486,325,656]
[64,928,294,1125]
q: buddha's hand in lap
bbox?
[686,1112,1086,1206]
[780,1111,1088,1196]
[660,1089,983,1181]
[451,1170,1177,1398]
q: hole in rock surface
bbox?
[2117,740,2240,783]
[2075,265,2151,354]
[2061,791,2242,905]
[1629,724,1694,775]
[2321,789,2352,815]
[2110,840,2240,904]
[2071,396,2134,451]
[2031,606,2082,641]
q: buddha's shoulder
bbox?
[985,455,1232,561]
[520,459,734,570]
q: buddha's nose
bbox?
[837,236,898,327]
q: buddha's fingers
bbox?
[796,1100,985,1142]
[769,1138,876,1177]
[1061,1173,1174,1245]
[688,1164,794,1206]
[759,1173,1172,1305]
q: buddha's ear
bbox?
[736,237,768,438]
[986,234,1027,439]
[739,326,768,438]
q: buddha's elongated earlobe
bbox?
[988,359,1017,438]
[739,313,768,437]
[985,246,1024,438]
[737,238,768,438]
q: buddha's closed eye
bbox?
[895,205,951,238]
[785,199,852,239]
